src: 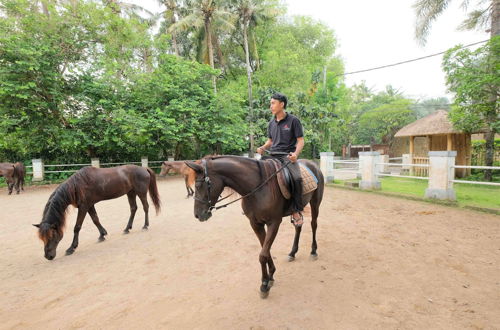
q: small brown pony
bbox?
[34,165,161,260]
[0,162,23,195]
[159,161,196,197]
[186,155,324,298]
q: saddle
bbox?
[268,159,318,200]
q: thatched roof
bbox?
[395,110,461,137]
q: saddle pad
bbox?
[271,160,318,200]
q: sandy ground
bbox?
[0,176,499,330]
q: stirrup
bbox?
[290,212,303,227]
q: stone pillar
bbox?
[425,151,456,200]
[320,152,335,183]
[91,158,100,168]
[168,157,174,162]
[32,159,44,182]
[359,152,381,190]
[141,157,148,168]
[378,154,390,174]
[402,153,413,175]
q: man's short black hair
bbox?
[271,92,287,109]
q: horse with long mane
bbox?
[186,155,324,298]
[0,162,22,195]
[159,161,196,198]
[33,165,161,260]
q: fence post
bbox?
[425,151,456,201]
[141,156,148,168]
[32,159,44,181]
[168,157,174,162]
[402,153,413,175]
[91,158,100,168]
[320,152,335,183]
[379,154,390,174]
[359,152,381,190]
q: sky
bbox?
[284,0,489,99]
[136,0,489,100]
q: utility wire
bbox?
[337,40,489,77]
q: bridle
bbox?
[193,157,291,212]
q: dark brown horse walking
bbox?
[159,161,196,197]
[34,165,161,260]
[186,155,324,298]
[0,162,22,194]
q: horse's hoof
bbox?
[123,230,130,234]
[268,280,274,288]
[65,249,74,255]
[288,255,295,262]
[142,226,148,231]
[310,253,318,260]
[260,290,269,299]
[98,236,105,242]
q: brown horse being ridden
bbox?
[34,165,161,260]
[186,155,324,298]
[0,162,23,195]
[159,160,197,198]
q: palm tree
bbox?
[414,0,499,180]
[233,0,278,156]
[414,0,499,44]
[168,0,236,93]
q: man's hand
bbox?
[256,147,264,155]
[287,152,298,163]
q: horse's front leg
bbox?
[184,176,191,198]
[88,205,108,241]
[66,207,88,255]
[251,220,281,298]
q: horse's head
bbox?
[185,160,224,222]
[33,222,63,260]
[159,161,173,177]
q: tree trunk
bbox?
[167,2,180,56]
[204,18,217,94]
[243,20,254,158]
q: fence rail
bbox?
[323,151,499,201]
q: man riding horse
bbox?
[256,92,305,227]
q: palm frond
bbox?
[414,0,452,45]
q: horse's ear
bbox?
[185,161,203,173]
[33,224,40,228]
[50,223,57,229]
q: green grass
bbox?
[333,176,500,212]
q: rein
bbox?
[195,157,291,212]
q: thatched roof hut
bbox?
[395,110,472,177]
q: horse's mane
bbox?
[38,167,92,241]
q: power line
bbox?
[337,40,489,77]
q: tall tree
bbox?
[168,0,236,93]
[414,0,499,179]
[443,38,499,180]
[233,0,278,156]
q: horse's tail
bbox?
[14,162,25,190]
[147,168,161,215]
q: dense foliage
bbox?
[0,0,458,164]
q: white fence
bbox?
[321,151,499,201]
[26,157,166,181]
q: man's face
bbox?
[270,98,284,115]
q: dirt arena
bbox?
[1,176,499,329]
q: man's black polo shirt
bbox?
[267,113,304,153]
